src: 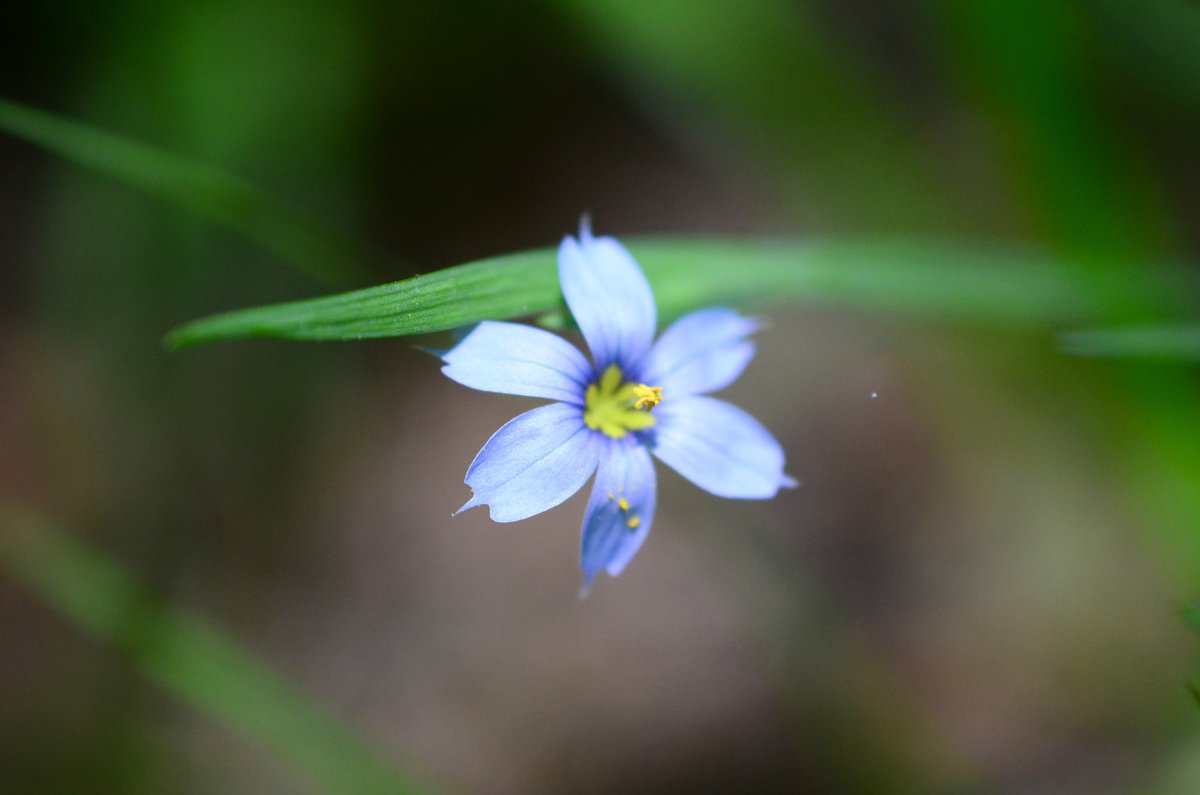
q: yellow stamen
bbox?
[583,364,660,439]
[632,384,663,412]
[617,497,630,511]
[626,515,641,529]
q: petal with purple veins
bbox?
[442,321,592,404]
[461,403,600,522]
[580,437,657,586]
[650,396,795,499]
[638,307,759,396]
[558,226,656,371]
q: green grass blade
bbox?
[1060,324,1200,361]
[0,506,427,795]
[166,238,1194,349]
[0,96,371,287]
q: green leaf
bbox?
[166,238,1193,349]
[0,506,427,795]
[1059,324,1200,361]
[0,96,371,287]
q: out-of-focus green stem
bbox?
[1060,324,1200,361]
[924,0,1175,258]
[0,506,428,795]
[0,96,372,287]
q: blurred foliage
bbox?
[549,0,960,231]
[1061,324,1200,361]
[4,1,1200,793]
[0,97,371,288]
[0,506,424,795]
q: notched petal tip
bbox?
[781,474,801,489]
[462,404,601,523]
[453,493,484,516]
[415,343,450,359]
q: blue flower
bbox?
[441,221,795,588]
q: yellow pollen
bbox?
[617,497,630,511]
[632,384,663,412]
[626,515,641,529]
[607,492,614,501]
[583,364,659,439]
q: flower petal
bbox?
[460,403,599,522]
[580,437,657,586]
[558,226,656,371]
[441,321,592,404]
[650,396,795,499]
[638,308,759,396]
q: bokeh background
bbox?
[4,1,1200,793]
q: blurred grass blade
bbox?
[1060,324,1200,361]
[0,96,369,287]
[166,238,1194,349]
[553,0,954,230]
[924,0,1172,258]
[0,507,426,795]
[1182,603,1200,710]
[1182,602,1200,636]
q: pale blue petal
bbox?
[580,437,656,585]
[558,228,656,371]
[460,403,599,522]
[650,396,795,499]
[638,308,759,396]
[441,321,592,404]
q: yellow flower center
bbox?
[583,364,663,439]
[632,384,663,411]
